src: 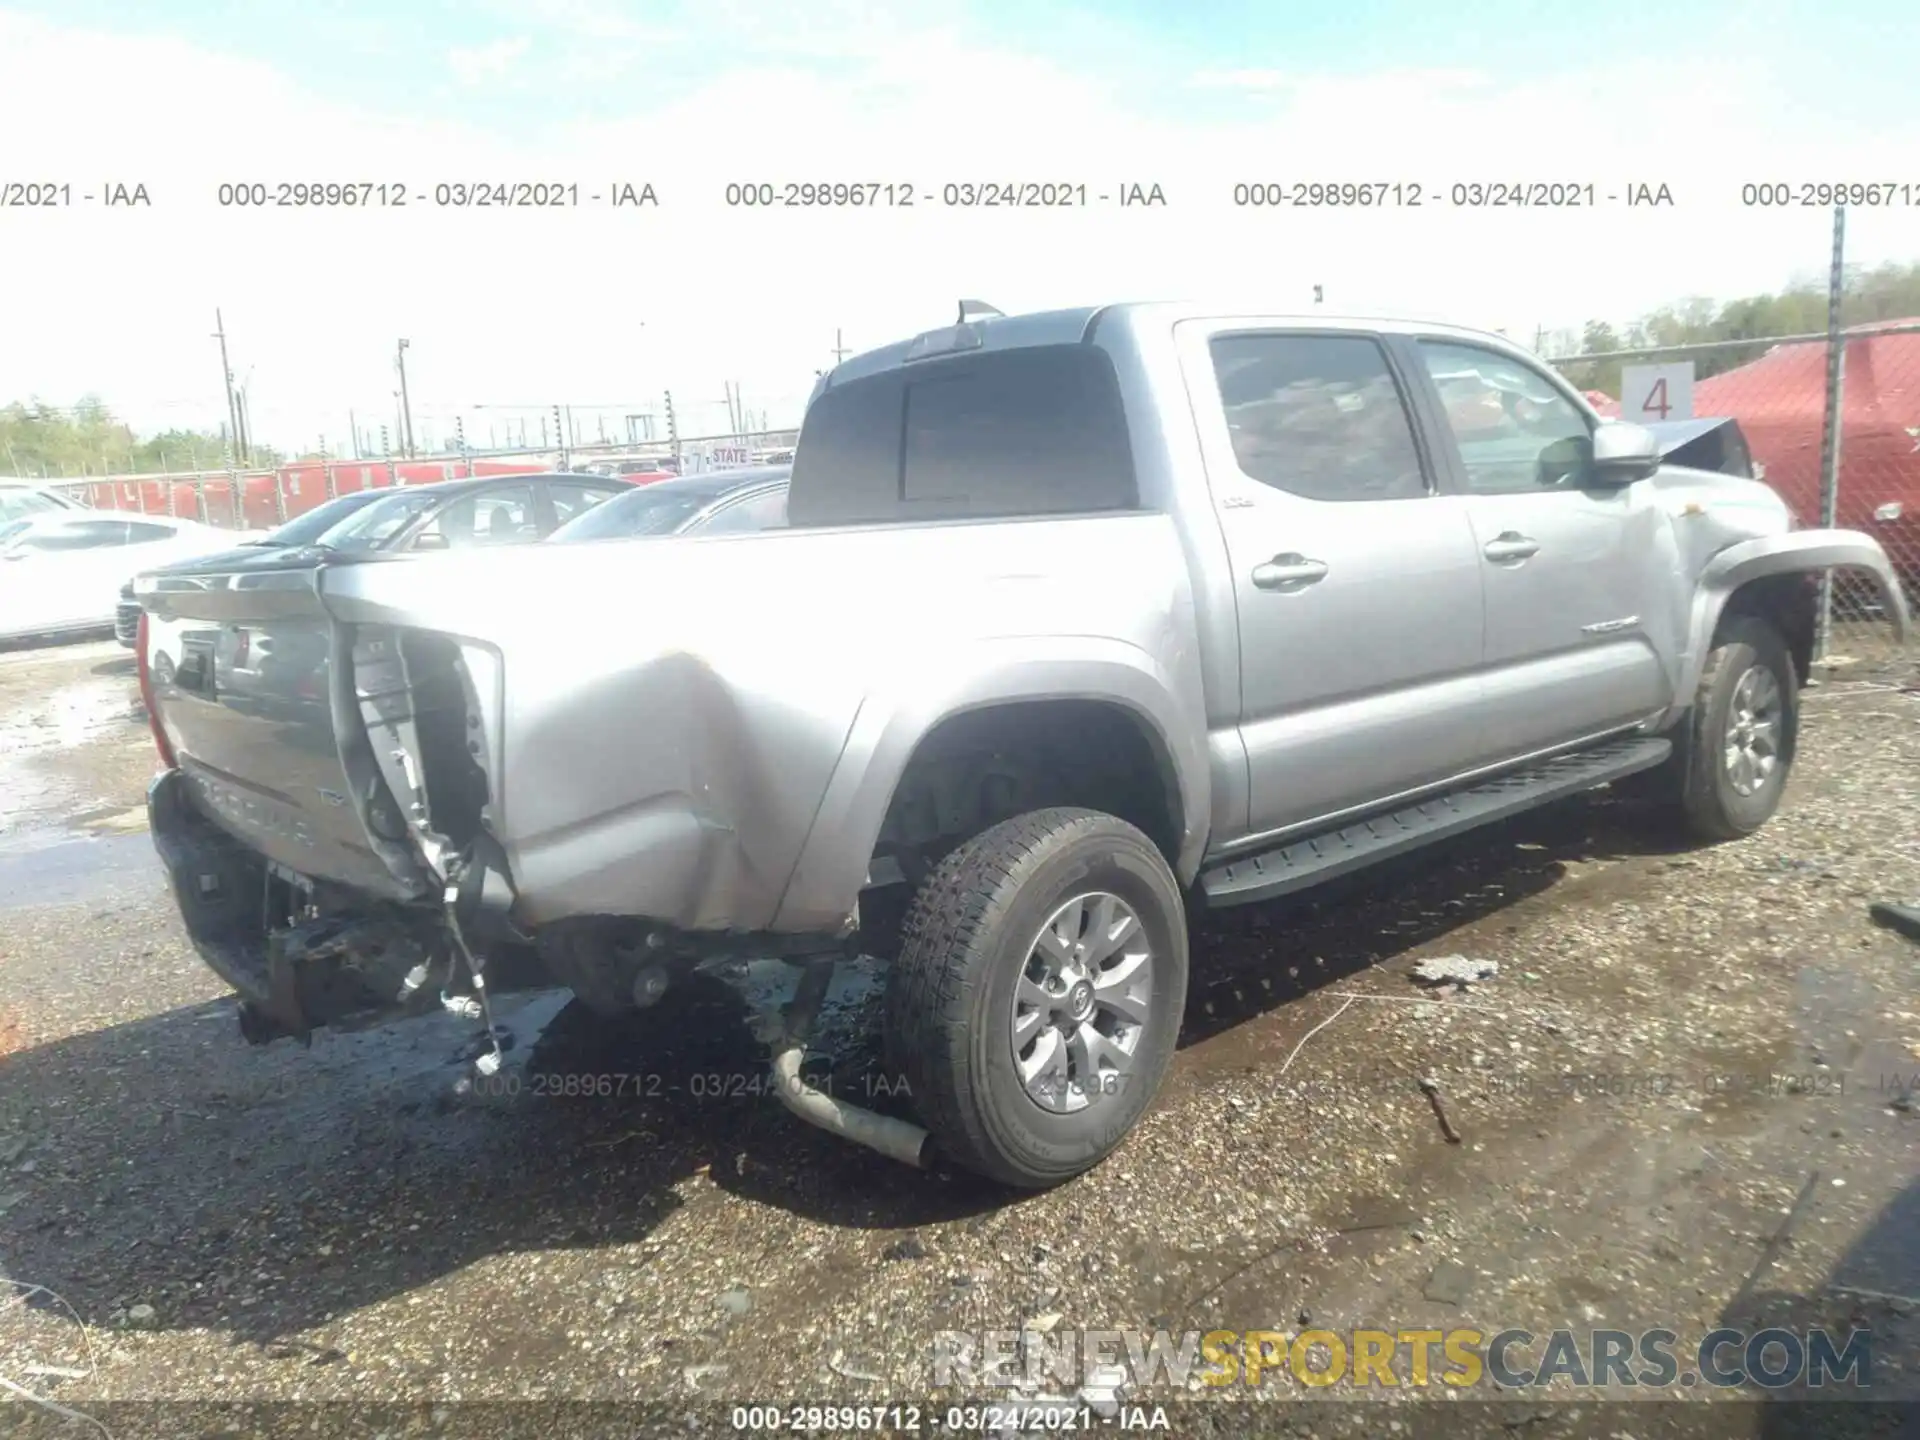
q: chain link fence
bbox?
[1550,321,1919,679]
[46,428,799,532]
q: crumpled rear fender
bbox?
[1675,528,1910,712]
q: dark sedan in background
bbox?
[119,472,630,644]
[548,466,790,542]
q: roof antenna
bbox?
[957,299,1005,324]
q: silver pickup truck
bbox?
[137,302,1911,1188]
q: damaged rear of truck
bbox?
[135,501,1205,1053]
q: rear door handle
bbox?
[1251,553,1330,591]
[1482,532,1540,564]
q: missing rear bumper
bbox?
[148,767,541,1043]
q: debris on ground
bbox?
[827,1349,884,1383]
[1868,902,1920,943]
[1423,1261,1474,1306]
[1417,1076,1463,1144]
[1410,955,1499,989]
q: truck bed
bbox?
[138,514,1207,936]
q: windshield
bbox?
[312,489,444,552]
[549,486,713,541]
[0,488,71,524]
[260,489,390,546]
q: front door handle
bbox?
[1482,532,1540,564]
[1251,553,1330,591]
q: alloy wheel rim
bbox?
[1011,891,1154,1115]
[1723,664,1782,797]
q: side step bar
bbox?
[1200,734,1672,908]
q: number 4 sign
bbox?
[1620,362,1694,423]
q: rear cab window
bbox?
[787,343,1137,526]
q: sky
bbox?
[2,0,1918,458]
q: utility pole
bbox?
[213,309,242,460]
[832,329,849,364]
[349,409,361,459]
[234,387,252,465]
[395,339,416,458]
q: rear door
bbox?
[1177,323,1487,839]
[1403,336,1676,757]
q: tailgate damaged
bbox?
[152,617,532,1048]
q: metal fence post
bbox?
[1814,204,1846,664]
[273,466,289,525]
[193,475,208,524]
[325,458,338,500]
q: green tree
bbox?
[0,399,280,477]
[1565,260,1920,399]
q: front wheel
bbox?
[883,808,1189,1189]
[1670,614,1800,841]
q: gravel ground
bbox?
[1,638,1917,1440]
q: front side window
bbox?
[1417,340,1593,493]
[469,486,537,544]
[1209,333,1428,503]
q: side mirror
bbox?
[1590,422,1661,485]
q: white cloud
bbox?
[448,36,532,87]
[0,6,1914,453]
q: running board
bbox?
[1200,735,1672,908]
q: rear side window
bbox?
[15,520,131,550]
[694,485,788,535]
[1210,334,1428,502]
[788,344,1136,526]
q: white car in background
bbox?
[0,512,262,646]
[0,479,84,524]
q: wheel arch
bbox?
[1676,529,1911,709]
[770,640,1210,934]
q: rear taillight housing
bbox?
[136,610,177,770]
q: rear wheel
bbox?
[883,808,1188,1188]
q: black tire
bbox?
[883,807,1189,1189]
[1666,614,1800,842]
